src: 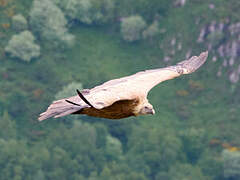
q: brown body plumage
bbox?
[77,99,139,119]
[38,51,208,121]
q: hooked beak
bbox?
[148,109,155,115]
[151,109,155,115]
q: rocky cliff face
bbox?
[165,1,240,84]
[198,20,240,83]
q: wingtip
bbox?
[201,51,208,58]
[199,50,209,64]
[192,50,208,72]
[177,50,209,74]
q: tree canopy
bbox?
[5,30,40,62]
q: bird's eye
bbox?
[144,106,149,110]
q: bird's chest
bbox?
[80,99,139,119]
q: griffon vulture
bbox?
[38,51,208,121]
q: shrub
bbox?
[91,0,115,24]
[5,31,40,62]
[54,0,115,25]
[142,21,159,40]
[105,135,123,160]
[66,0,93,24]
[30,0,75,48]
[121,15,146,42]
[11,14,28,31]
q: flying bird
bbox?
[38,51,208,121]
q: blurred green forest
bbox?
[1,0,240,179]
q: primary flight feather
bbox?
[38,51,208,121]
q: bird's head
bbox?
[137,102,155,116]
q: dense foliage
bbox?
[0,0,240,179]
[120,15,146,42]
[5,30,40,62]
[11,14,28,32]
[29,0,75,48]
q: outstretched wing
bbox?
[80,51,208,109]
[128,51,209,94]
[38,51,208,120]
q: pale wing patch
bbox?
[78,52,208,109]
[86,83,141,109]
[126,51,208,94]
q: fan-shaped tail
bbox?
[38,99,87,121]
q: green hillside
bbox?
[0,0,240,179]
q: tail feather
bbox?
[38,98,87,121]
